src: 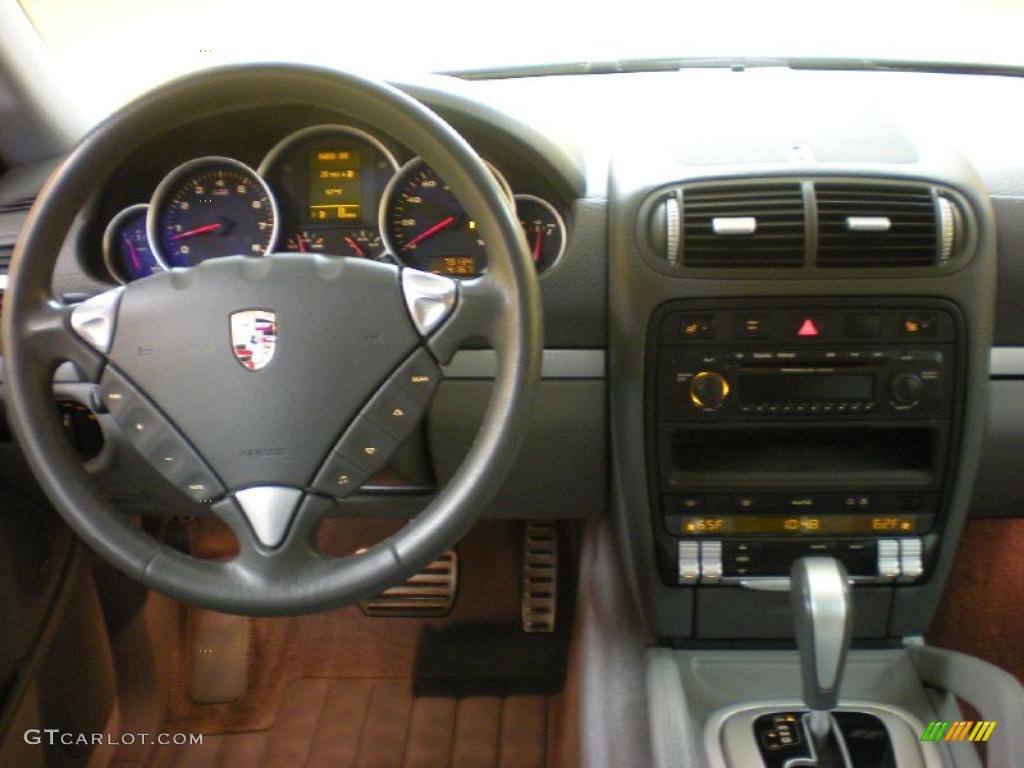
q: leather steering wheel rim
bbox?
[1,64,542,616]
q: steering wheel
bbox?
[1,65,541,616]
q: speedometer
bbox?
[148,156,278,268]
[380,158,513,277]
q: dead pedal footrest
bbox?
[359,549,458,617]
[521,522,558,633]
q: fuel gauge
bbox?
[515,194,566,272]
[102,204,164,283]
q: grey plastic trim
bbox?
[401,269,457,336]
[234,486,303,548]
[443,348,606,379]
[991,346,1024,376]
[70,287,123,353]
[908,644,1024,768]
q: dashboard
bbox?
[94,113,568,285]
[1,65,1024,645]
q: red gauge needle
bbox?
[345,236,367,257]
[402,215,456,251]
[532,228,544,261]
[170,222,223,241]
[295,235,307,253]
[123,236,142,270]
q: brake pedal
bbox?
[521,522,558,633]
[359,549,458,617]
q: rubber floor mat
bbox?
[135,677,553,768]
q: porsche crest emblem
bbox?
[230,310,277,372]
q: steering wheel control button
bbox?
[234,486,303,548]
[336,418,398,472]
[392,349,442,405]
[363,384,424,442]
[311,452,369,498]
[99,367,224,503]
[70,287,124,353]
[401,270,457,336]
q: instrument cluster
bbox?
[101,123,568,284]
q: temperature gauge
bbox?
[102,204,164,283]
[515,194,566,272]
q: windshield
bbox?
[19,0,1024,120]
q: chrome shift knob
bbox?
[790,557,853,713]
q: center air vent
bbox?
[680,184,806,268]
[815,183,953,267]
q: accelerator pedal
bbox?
[359,549,458,617]
[521,522,558,633]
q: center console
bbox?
[647,298,962,604]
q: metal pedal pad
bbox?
[521,522,558,633]
[359,549,458,617]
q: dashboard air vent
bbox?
[680,184,805,268]
[0,196,35,215]
[816,183,948,267]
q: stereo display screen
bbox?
[739,373,873,401]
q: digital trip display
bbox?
[309,149,361,220]
[673,514,930,536]
[427,256,479,277]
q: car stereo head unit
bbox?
[647,298,962,590]
[656,308,954,422]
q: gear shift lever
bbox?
[791,557,853,755]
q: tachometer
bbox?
[380,158,513,277]
[148,157,278,268]
[102,204,164,283]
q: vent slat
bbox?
[681,183,805,268]
[816,183,937,268]
[0,196,35,215]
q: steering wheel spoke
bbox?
[212,489,325,565]
[21,294,112,382]
[425,273,507,364]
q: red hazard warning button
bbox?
[794,316,824,338]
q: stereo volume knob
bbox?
[889,372,923,406]
[690,371,730,410]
